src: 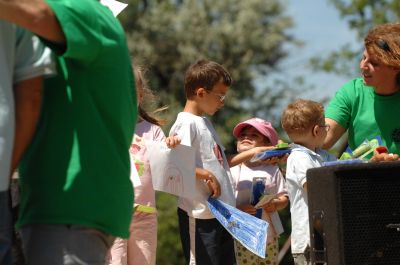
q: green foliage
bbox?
[121,0,299,137]
[309,44,360,77]
[310,0,400,77]
[329,0,400,38]
[119,1,304,263]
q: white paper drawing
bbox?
[147,141,200,199]
[163,163,184,195]
[129,159,142,188]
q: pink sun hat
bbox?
[233,117,279,145]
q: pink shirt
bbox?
[130,120,165,207]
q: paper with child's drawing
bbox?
[207,197,268,258]
[100,0,128,16]
[129,160,141,188]
[148,141,198,198]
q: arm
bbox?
[10,76,43,173]
[237,204,257,215]
[323,118,347,150]
[263,195,288,213]
[195,168,221,198]
[0,0,65,44]
[227,146,273,167]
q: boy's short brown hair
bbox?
[184,59,232,99]
[281,99,325,136]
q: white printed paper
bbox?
[130,162,141,188]
[100,0,128,16]
[254,191,287,209]
[147,142,199,198]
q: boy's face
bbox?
[201,81,228,116]
[236,126,270,153]
[314,121,330,148]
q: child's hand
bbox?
[263,199,279,213]
[237,204,256,215]
[206,174,221,198]
[165,135,181,148]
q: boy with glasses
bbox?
[169,59,269,265]
[281,99,336,265]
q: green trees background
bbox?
[119,0,305,145]
[311,0,400,77]
[119,1,400,264]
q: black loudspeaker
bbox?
[307,161,400,265]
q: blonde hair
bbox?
[134,64,167,126]
[364,23,400,68]
[281,99,324,136]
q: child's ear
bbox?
[196,87,207,98]
[312,125,319,137]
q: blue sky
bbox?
[280,0,360,100]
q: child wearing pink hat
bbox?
[231,117,288,265]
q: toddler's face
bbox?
[236,126,270,153]
[315,122,330,148]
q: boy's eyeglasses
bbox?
[209,92,226,102]
[319,124,330,132]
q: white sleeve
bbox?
[14,28,54,83]
[274,168,288,195]
[153,125,166,142]
[287,152,313,187]
[169,120,196,147]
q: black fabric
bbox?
[177,208,235,265]
[307,161,400,265]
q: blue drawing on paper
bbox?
[207,197,269,258]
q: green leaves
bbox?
[121,0,297,136]
[308,0,400,82]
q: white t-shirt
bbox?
[169,112,235,219]
[286,144,336,253]
[0,23,53,191]
[231,163,287,243]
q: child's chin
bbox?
[238,145,254,152]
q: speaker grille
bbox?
[339,173,400,264]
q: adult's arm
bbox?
[323,118,347,150]
[10,77,43,173]
[0,0,65,44]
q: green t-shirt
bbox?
[18,0,137,238]
[326,78,400,155]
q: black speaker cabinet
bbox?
[307,161,400,265]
